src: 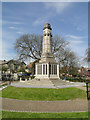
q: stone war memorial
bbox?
[18,22,85,88]
[35,22,60,80]
[24,22,61,87]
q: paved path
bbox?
[1,82,88,113]
[1,98,88,113]
[0,85,9,91]
[11,81,86,89]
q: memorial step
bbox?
[26,78,55,87]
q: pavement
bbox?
[10,80,86,89]
[0,85,9,91]
[2,98,88,113]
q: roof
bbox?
[82,68,90,70]
[0,59,26,65]
[0,60,8,65]
[26,62,33,68]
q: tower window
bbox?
[49,64,51,74]
[47,34,49,36]
[43,65,45,74]
[46,64,47,74]
[37,64,42,74]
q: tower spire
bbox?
[42,22,52,54]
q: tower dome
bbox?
[43,22,52,30]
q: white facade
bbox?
[35,63,59,79]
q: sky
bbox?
[1,2,88,66]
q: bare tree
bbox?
[66,50,79,75]
[15,34,80,75]
[15,34,79,72]
[52,35,69,54]
[15,34,42,61]
[84,48,90,62]
[56,47,79,73]
[14,34,69,61]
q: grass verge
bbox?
[0,90,2,97]
[2,86,86,101]
[2,111,88,118]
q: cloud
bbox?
[8,26,16,29]
[0,20,2,24]
[3,20,23,25]
[33,2,71,26]
[1,38,16,61]
[8,27,24,34]
[33,16,49,26]
[65,34,88,59]
[44,2,70,14]
[65,34,87,45]
[16,31,23,34]
[70,43,87,57]
[2,41,12,60]
[77,26,83,31]
[69,40,83,44]
[66,34,86,40]
[1,29,17,60]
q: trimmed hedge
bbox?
[60,76,89,82]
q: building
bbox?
[0,60,8,68]
[0,59,26,72]
[81,67,90,76]
[26,62,34,73]
[35,23,59,80]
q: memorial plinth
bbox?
[35,23,60,80]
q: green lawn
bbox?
[0,111,2,120]
[2,86,86,100]
[0,90,2,97]
[2,111,88,118]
